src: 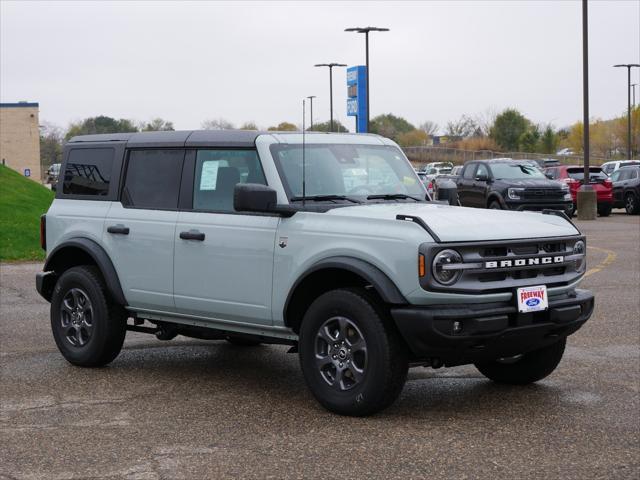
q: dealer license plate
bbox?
[517,285,548,313]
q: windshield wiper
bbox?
[367,193,422,201]
[290,195,362,204]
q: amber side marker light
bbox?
[418,254,426,277]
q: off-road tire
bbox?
[598,203,612,217]
[625,192,639,215]
[474,338,566,385]
[298,288,408,416]
[489,200,503,210]
[50,266,127,367]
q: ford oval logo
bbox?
[525,298,541,307]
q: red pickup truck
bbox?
[544,165,613,217]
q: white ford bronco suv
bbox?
[36,130,594,416]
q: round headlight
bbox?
[432,249,463,285]
[573,240,586,272]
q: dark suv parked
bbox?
[456,159,572,214]
[610,165,640,214]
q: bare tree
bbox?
[142,118,174,131]
[239,121,258,130]
[445,115,478,138]
[201,118,235,130]
[474,108,498,137]
[418,120,439,136]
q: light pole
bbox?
[345,26,389,132]
[613,63,640,159]
[631,83,638,107]
[306,95,316,130]
[314,63,346,132]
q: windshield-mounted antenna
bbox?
[302,99,306,207]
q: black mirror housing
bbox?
[234,184,295,217]
[475,174,489,182]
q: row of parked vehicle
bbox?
[417,159,640,216]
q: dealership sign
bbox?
[346,65,367,133]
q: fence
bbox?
[402,146,609,168]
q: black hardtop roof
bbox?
[66,129,375,148]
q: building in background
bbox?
[0,102,41,182]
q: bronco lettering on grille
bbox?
[485,256,564,269]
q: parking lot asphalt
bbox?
[1,212,639,480]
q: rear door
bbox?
[457,163,477,206]
[610,169,625,205]
[173,148,279,325]
[103,149,184,310]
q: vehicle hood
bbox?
[494,179,565,188]
[326,203,580,242]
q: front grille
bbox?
[522,188,565,200]
[422,236,584,293]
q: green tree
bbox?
[308,120,348,133]
[539,125,559,154]
[65,116,138,140]
[142,118,174,131]
[518,125,540,153]
[489,109,530,151]
[369,114,415,141]
[267,122,298,131]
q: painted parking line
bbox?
[585,246,617,277]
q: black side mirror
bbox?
[475,173,489,182]
[233,184,295,217]
[545,173,553,179]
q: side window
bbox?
[619,170,631,181]
[548,168,559,179]
[631,170,639,180]
[610,170,622,182]
[121,149,184,209]
[63,148,114,196]
[193,149,266,212]
[476,164,489,179]
[462,164,476,179]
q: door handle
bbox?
[107,225,129,235]
[179,230,205,241]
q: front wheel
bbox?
[474,338,566,385]
[625,192,639,215]
[298,288,408,416]
[488,200,503,210]
[50,266,127,367]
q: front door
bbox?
[173,149,278,325]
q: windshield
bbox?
[490,163,547,180]
[270,144,425,201]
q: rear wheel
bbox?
[597,203,612,217]
[474,338,566,385]
[298,288,408,416]
[625,192,639,214]
[50,266,127,367]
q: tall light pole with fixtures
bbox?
[631,83,637,108]
[314,63,346,132]
[613,63,640,159]
[345,26,389,133]
[306,95,316,130]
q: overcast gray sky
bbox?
[1,0,639,133]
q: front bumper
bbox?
[506,200,573,212]
[391,288,594,366]
[36,271,57,302]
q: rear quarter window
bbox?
[62,148,114,196]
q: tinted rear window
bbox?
[62,148,114,196]
[121,150,184,209]
[566,168,607,181]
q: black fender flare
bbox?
[283,256,407,325]
[487,192,508,209]
[43,237,127,306]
